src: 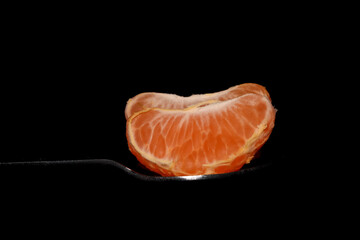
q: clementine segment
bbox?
[126,91,276,177]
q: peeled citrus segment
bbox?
[125,83,271,120]
[126,93,276,176]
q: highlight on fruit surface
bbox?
[125,83,276,177]
[125,83,270,120]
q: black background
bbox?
[0,8,308,223]
[2,5,353,236]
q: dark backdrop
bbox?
[1,14,301,207]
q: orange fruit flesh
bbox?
[125,83,271,120]
[126,93,276,176]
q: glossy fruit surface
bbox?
[125,83,270,120]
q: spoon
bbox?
[0,158,272,182]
